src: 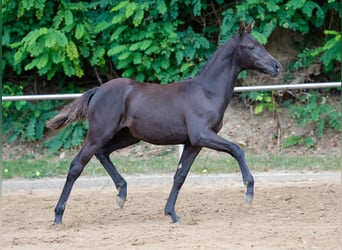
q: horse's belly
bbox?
[127,117,188,145]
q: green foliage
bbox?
[311,30,341,79]
[2,82,88,152]
[292,30,341,80]
[3,0,214,84]
[285,90,341,147]
[99,0,211,83]
[3,0,107,79]
[2,82,58,143]
[241,91,280,115]
[44,121,88,153]
[11,28,84,79]
[242,89,341,148]
[220,0,326,44]
[284,135,315,148]
[3,0,340,83]
[220,0,340,79]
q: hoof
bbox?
[245,193,254,206]
[165,212,180,223]
[53,216,63,226]
[116,196,126,208]
[52,220,62,227]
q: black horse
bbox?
[47,21,282,224]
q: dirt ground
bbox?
[2,175,341,250]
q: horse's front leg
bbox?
[194,130,254,204]
[164,145,201,223]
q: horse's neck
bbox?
[195,39,241,105]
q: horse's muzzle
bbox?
[272,60,282,76]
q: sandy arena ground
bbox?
[2,172,341,249]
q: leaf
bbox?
[125,2,137,19]
[52,30,68,47]
[284,135,301,147]
[133,52,142,64]
[66,41,79,60]
[303,137,315,147]
[192,0,202,16]
[251,30,267,44]
[51,50,65,63]
[133,7,145,26]
[44,33,57,48]
[302,1,319,17]
[286,0,306,10]
[145,45,160,55]
[324,30,339,36]
[136,72,146,82]
[22,29,41,45]
[73,62,84,78]
[90,46,105,66]
[129,40,153,51]
[26,118,36,141]
[75,24,85,40]
[108,45,128,56]
[264,96,272,103]
[71,125,85,146]
[176,50,184,64]
[122,68,134,78]
[63,60,75,76]
[95,21,112,32]
[157,0,167,15]
[112,13,126,24]
[160,58,170,69]
[64,10,74,26]
[265,1,280,12]
[110,25,128,41]
[36,53,49,69]
[117,51,131,60]
[255,93,264,101]
[25,58,39,70]
[111,1,129,12]
[254,104,264,114]
[45,138,64,153]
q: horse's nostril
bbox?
[274,62,281,72]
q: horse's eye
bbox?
[248,45,255,50]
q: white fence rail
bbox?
[2,82,341,101]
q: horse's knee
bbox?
[229,143,245,159]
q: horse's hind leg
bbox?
[95,129,140,208]
[54,125,118,225]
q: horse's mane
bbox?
[195,35,238,77]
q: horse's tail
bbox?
[46,87,98,130]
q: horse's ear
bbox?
[246,21,255,34]
[239,21,247,35]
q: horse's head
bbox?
[236,22,282,77]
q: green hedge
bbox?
[3,0,340,83]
